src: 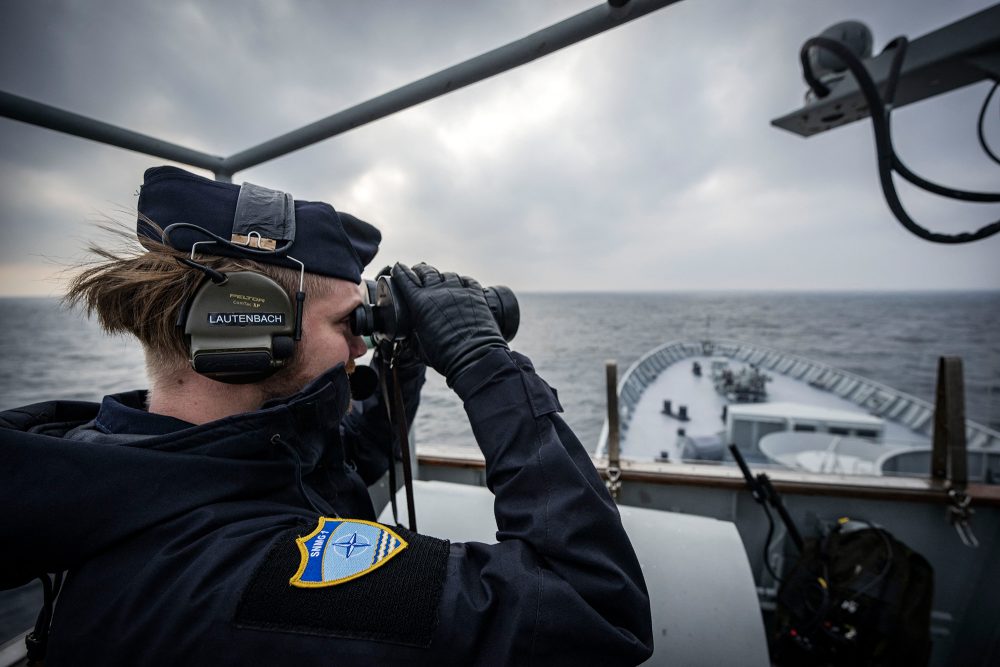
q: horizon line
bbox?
[2,287,999,299]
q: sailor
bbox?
[0,166,653,665]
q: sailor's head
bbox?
[66,166,379,398]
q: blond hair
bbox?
[64,218,330,376]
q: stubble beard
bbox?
[257,355,357,404]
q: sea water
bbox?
[1,292,998,446]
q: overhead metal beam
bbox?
[0,90,226,174]
[0,1,681,181]
[222,0,682,173]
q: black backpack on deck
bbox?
[772,519,934,666]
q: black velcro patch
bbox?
[235,523,449,647]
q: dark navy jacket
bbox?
[0,349,653,665]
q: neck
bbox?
[147,367,267,425]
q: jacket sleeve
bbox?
[340,353,426,486]
[431,348,654,665]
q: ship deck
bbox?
[621,354,928,463]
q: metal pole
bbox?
[605,360,622,501]
[0,91,226,173]
[932,356,967,487]
[606,361,621,464]
[932,356,980,547]
[223,0,681,173]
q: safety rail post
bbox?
[605,360,622,501]
[932,356,979,547]
[932,357,967,485]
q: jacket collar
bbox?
[93,390,193,436]
[81,363,353,470]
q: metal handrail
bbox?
[0,90,225,173]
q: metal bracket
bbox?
[947,488,979,548]
[605,465,623,501]
[771,5,1000,137]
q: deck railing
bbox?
[596,339,1000,459]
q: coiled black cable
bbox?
[978,81,1000,167]
[801,36,1000,243]
[761,503,784,583]
[846,521,894,602]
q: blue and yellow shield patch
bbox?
[290,518,408,588]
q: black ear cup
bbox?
[192,351,275,383]
[180,271,297,383]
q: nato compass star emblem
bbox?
[333,532,371,559]
[290,518,408,588]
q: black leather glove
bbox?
[390,262,508,385]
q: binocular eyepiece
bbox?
[350,276,520,343]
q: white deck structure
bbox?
[597,340,1000,480]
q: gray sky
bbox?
[1,0,998,296]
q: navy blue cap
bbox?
[137,166,380,283]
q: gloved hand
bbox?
[390,262,508,385]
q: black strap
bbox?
[391,363,418,532]
[25,571,63,665]
[378,354,399,527]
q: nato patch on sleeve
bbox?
[290,518,407,587]
[235,519,449,648]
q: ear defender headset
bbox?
[161,181,308,385]
[177,269,301,384]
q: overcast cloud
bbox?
[1,0,998,295]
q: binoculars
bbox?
[349,275,520,343]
